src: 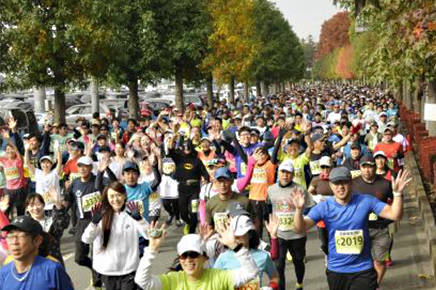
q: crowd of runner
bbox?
[0,83,412,290]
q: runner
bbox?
[134,222,259,290]
[0,215,73,289]
[291,166,410,290]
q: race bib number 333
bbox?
[335,229,364,254]
[82,192,101,212]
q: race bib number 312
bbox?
[335,229,364,254]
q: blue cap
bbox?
[214,167,232,180]
[122,161,139,173]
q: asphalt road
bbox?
[63,200,436,290]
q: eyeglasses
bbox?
[320,166,330,169]
[179,251,201,259]
[6,233,30,242]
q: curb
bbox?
[406,151,436,278]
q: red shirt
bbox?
[374,142,403,173]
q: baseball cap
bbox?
[96,134,107,140]
[319,156,332,167]
[98,146,110,153]
[251,128,260,136]
[39,155,53,163]
[177,234,206,256]
[374,151,387,158]
[122,161,140,173]
[384,127,393,133]
[360,155,376,166]
[351,142,361,150]
[380,112,387,117]
[278,159,294,172]
[231,215,255,236]
[2,215,43,236]
[77,156,93,166]
[312,133,324,142]
[214,167,232,180]
[329,167,352,183]
[227,202,249,217]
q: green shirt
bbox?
[159,268,234,290]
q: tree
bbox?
[204,0,261,103]
[301,35,318,77]
[1,0,125,123]
[315,11,351,60]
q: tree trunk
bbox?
[256,81,261,98]
[33,87,46,114]
[228,77,235,105]
[426,80,436,136]
[243,81,249,103]
[206,73,214,108]
[128,77,139,119]
[175,66,184,112]
[261,82,269,96]
[54,88,66,124]
[90,78,99,116]
[273,83,278,95]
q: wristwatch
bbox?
[232,244,243,253]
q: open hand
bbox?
[265,214,279,238]
[148,221,167,253]
[217,218,238,250]
[291,187,306,211]
[392,169,411,193]
[91,202,104,225]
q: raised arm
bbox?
[291,188,316,234]
[378,170,411,221]
[24,143,36,176]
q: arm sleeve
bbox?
[232,136,247,164]
[269,237,280,260]
[219,139,236,155]
[271,133,285,164]
[95,171,105,192]
[13,132,24,156]
[81,222,102,244]
[50,207,70,239]
[150,164,162,192]
[105,166,118,183]
[134,248,163,290]
[41,131,51,155]
[231,248,260,287]
[199,161,210,183]
[236,157,255,192]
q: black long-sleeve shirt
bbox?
[168,148,209,183]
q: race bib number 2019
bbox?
[335,229,364,254]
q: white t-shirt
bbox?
[327,112,341,124]
[34,169,61,210]
[158,175,179,199]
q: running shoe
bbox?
[296,282,303,290]
[183,224,190,235]
[287,251,293,261]
[176,220,183,227]
[165,216,173,226]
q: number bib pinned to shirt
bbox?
[387,158,394,170]
[236,276,260,290]
[310,160,321,175]
[82,192,101,212]
[335,229,364,254]
[214,212,228,230]
[369,212,378,221]
[276,212,294,232]
[350,170,362,179]
[41,192,52,204]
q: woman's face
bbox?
[235,232,250,247]
[27,198,44,220]
[375,156,386,169]
[115,144,125,157]
[40,160,53,172]
[6,146,16,159]
[141,136,151,148]
[107,188,127,213]
[180,252,206,278]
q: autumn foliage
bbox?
[336,45,354,79]
[315,11,351,60]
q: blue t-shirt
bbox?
[214,249,277,286]
[0,255,73,290]
[125,182,153,221]
[307,193,387,273]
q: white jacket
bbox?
[82,211,148,276]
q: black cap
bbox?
[122,161,139,173]
[96,134,107,140]
[98,146,110,153]
[2,215,43,236]
[360,155,376,166]
[227,202,249,217]
[351,142,361,150]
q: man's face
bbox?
[214,177,232,196]
[239,131,251,146]
[330,180,352,202]
[383,130,393,142]
[123,170,139,186]
[30,137,39,150]
[128,121,136,131]
[78,164,93,178]
[6,230,41,261]
[360,164,376,181]
[351,148,360,159]
[60,126,68,136]
[278,170,294,185]
[256,118,264,127]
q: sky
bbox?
[270,0,342,41]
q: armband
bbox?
[393,192,403,197]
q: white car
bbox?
[65,103,115,125]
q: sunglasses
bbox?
[180,251,201,259]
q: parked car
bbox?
[0,106,39,134]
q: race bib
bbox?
[41,192,52,204]
[335,229,364,254]
[310,160,321,175]
[251,168,267,184]
[236,276,260,290]
[149,192,159,203]
[191,199,199,213]
[294,168,302,179]
[134,200,145,216]
[82,192,101,212]
[351,170,362,179]
[214,212,228,230]
[162,162,175,175]
[387,158,394,170]
[369,212,378,221]
[4,167,19,180]
[276,212,294,232]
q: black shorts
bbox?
[326,268,378,290]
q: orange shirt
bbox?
[249,160,276,201]
[374,142,403,173]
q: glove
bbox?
[127,201,142,221]
[91,202,104,225]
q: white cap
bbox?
[77,156,93,166]
[278,160,294,172]
[373,151,387,158]
[319,156,332,167]
[39,155,53,163]
[231,215,255,237]
[177,234,206,255]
